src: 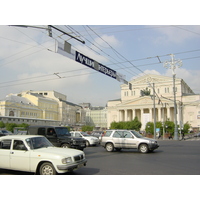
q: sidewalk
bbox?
[156,136,200,141]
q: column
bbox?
[118,110,121,122]
[149,108,152,121]
[141,108,144,124]
[124,109,127,121]
[167,107,170,120]
[158,108,161,121]
[132,109,135,120]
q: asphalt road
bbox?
[1,139,200,175]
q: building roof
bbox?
[2,95,33,105]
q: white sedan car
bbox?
[0,135,87,175]
[70,131,99,146]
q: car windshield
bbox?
[131,130,143,138]
[55,127,71,136]
[26,137,53,149]
[1,130,12,135]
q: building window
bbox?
[165,88,169,93]
[9,111,14,116]
[124,91,128,96]
[131,91,135,96]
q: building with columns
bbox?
[107,74,200,131]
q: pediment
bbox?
[130,74,175,85]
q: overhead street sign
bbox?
[75,51,117,80]
[57,41,130,86]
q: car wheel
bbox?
[139,144,149,153]
[61,143,70,148]
[86,140,90,147]
[105,143,114,152]
[39,162,56,175]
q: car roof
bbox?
[0,135,44,140]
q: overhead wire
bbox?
[66,25,141,78]
[0,25,200,96]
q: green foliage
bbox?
[145,120,175,135]
[164,120,175,135]
[82,125,94,132]
[20,123,29,129]
[110,117,142,130]
[4,122,29,132]
[183,122,190,133]
[0,121,5,128]
[145,122,154,134]
[156,121,163,134]
[5,123,18,132]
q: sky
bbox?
[1,2,200,108]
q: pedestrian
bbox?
[168,133,173,140]
[158,132,161,139]
[181,130,185,140]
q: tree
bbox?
[183,122,190,133]
[110,117,142,130]
[0,121,5,128]
[5,123,18,132]
[82,125,93,132]
[132,116,142,131]
[164,120,175,135]
[156,121,163,134]
[145,122,154,134]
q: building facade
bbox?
[0,92,59,125]
[107,74,200,131]
[0,90,87,128]
[85,106,107,130]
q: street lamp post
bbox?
[163,54,182,140]
[148,82,156,139]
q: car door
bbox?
[46,128,58,146]
[112,131,124,148]
[0,139,12,169]
[123,131,137,148]
[9,139,30,172]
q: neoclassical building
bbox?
[107,74,200,131]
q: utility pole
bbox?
[148,82,156,139]
[163,54,182,140]
[153,83,156,139]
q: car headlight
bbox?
[62,157,72,164]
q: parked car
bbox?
[0,130,12,137]
[26,126,86,150]
[101,129,159,153]
[194,132,200,137]
[0,135,87,175]
[70,131,99,146]
[91,131,104,142]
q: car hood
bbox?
[33,147,83,157]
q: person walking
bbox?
[181,130,185,140]
[168,133,173,140]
